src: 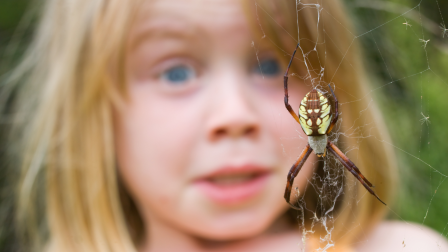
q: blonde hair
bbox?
[4,0,141,251]
[1,0,396,251]
[250,0,397,250]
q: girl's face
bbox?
[116,0,314,243]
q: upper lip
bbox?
[195,164,271,181]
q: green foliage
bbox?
[0,2,32,251]
[345,0,448,236]
[0,0,33,76]
[0,1,29,30]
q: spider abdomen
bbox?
[298,89,332,136]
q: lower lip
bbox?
[194,173,270,205]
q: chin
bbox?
[187,203,287,241]
[195,223,266,241]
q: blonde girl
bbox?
[2,0,446,251]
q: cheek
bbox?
[258,81,305,153]
[114,92,201,210]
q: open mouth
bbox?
[208,173,261,186]
[194,166,271,205]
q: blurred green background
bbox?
[0,0,447,250]
[345,0,448,237]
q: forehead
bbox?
[130,0,250,47]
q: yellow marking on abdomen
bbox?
[320,105,331,118]
[302,126,313,135]
[320,98,328,105]
[299,109,308,119]
[318,115,332,134]
[299,117,313,135]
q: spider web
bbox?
[255,0,448,251]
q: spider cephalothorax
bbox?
[283,43,386,209]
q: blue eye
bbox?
[161,66,195,84]
[254,59,280,76]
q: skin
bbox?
[114,0,448,251]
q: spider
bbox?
[283,43,386,209]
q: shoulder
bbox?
[355,221,448,252]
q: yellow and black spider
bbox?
[283,43,386,209]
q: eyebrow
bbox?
[129,18,203,49]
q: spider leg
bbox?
[326,84,339,134]
[284,143,313,210]
[326,141,386,205]
[328,141,373,187]
[284,43,301,124]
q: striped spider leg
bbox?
[283,43,386,209]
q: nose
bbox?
[206,72,260,142]
[211,118,258,140]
